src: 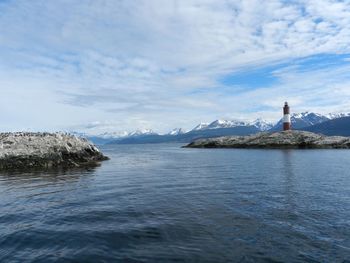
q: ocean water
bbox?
[0,143,349,262]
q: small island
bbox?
[185,130,350,149]
[0,132,109,170]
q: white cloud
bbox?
[0,0,350,133]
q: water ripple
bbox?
[0,144,349,262]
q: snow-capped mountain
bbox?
[168,128,186,136]
[191,112,348,134]
[250,118,274,131]
[304,116,350,136]
[292,112,330,125]
[192,123,210,131]
[206,119,249,129]
[326,112,350,119]
[98,131,129,139]
[192,119,250,131]
[128,129,158,137]
[191,119,273,132]
[69,131,90,138]
[271,112,330,131]
[78,111,350,145]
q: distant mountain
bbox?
[108,118,272,144]
[191,119,273,132]
[128,129,158,137]
[83,119,271,145]
[168,128,186,135]
[97,131,129,139]
[251,118,274,131]
[70,131,111,145]
[111,125,261,144]
[192,123,209,131]
[83,112,350,145]
[302,116,350,136]
[204,119,249,129]
[326,113,350,119]
[270,112,330,131]
[184,125,261,140]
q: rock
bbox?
[184,130,350,149]
[0,132,109,170]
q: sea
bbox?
[0,143,349,262]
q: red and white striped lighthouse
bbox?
[283,102,291,131]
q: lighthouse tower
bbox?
[283,102,291,131]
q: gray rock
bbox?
[185,130,350,149]
[0,132,109,170]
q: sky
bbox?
[1,0,350,134]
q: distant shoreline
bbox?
[184,131,350,149]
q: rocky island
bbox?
[0,132,109,170]
[185,130,350,149]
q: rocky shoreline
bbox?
[185,130,350,149]
[0,132,109,170]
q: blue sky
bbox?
[1,0,350,134]
[221,54,350,88]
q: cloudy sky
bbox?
[1,0,350,134]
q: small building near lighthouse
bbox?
[283,102,291,131]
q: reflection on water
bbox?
[282,150,297,211]
[0,165,98,184]
[0,144,349,262]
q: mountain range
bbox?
[303,116,350,136]
[80,112,350,144]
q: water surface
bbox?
[0,144,349,262]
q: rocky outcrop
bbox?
[185,130,350,149]
[0,132,109,170]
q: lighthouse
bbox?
[283,102,291,131]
